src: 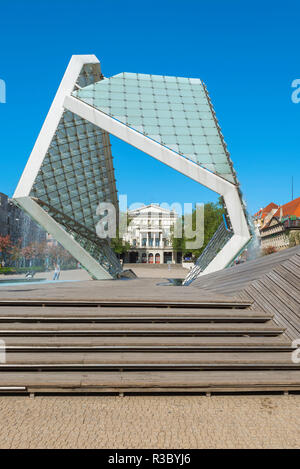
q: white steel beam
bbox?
[14,197,112,280]
[64,94,251,274]
[14,55,100,198]
[12,55,115,280]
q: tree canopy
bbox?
[172,199,225,259]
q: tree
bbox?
[47,243,74,267]
[289,232,300,247]
[9,239,23,267]
[21,244,36,266]
[172,199,225,259]
[108,212,132,258]
[0,235,12,264]
[110,236,130,257]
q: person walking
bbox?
[53,263,61,281]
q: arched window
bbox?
[148,253,154,264]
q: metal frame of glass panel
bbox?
[14,55,251,281]
[13,55,121,280]
[64,58,251,278]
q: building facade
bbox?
[253,203,279,230]
[254,198,300,251]
[123,204,178,264]
[0,192,46,247]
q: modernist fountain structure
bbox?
[13,55,251,281]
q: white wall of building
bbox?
[123,204,178,264]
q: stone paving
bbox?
[0,394,299,448]
[0,264,188,282]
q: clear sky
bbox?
[0,0,299,214]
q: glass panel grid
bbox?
[73,72,236,183]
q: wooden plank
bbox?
[262,275,300,315]
[1,335,290,347]
[0,322,283,336]
[274,264,300,291]
[191,247,300,296]
[0,306,272,319]
[0,299,252,308]
[0,370,299,391]
[2,351,296,365]
[290,254,300,268]
[245,281,300,339]
[279,259,300,279]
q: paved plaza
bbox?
[0,394,298,448]
[0,264,188,283]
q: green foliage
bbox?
[171,199,225,259]
[110,236,131,256]
[289,232,300,247]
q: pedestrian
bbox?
[53,263,61,281]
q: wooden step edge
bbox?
[4,345,294,352]
[0,300,253,309]
[0,330,285,337]
[0,317,273,324]
[24,385,300,394]
[0,363,299,371]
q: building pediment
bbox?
[129,204,176,216]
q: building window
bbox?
[142,238,147,247]
[148,253,154,264]
[155,238,160,247]
[149,238,153,247]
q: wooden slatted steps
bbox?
[0,299,298,394]
[0,307,273,323]
[1,335,292,352]
[0,351,298,371]
[190,246,300,340]
[0,322,284,336]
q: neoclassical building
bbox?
[123,204,178,264]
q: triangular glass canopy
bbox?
[73,72,237,184]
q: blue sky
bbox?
[0,0,299,214]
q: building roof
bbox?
[253,202,278,219]
[259,197,300,229]
[273,197,300,219]
[128,204,177,215]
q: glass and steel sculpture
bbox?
[14,55,251,281]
